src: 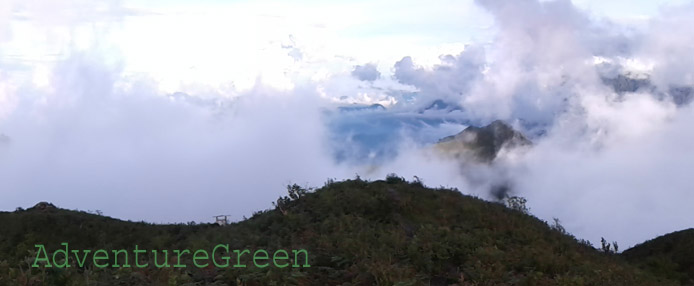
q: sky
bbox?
[1,0,693,249]
[1,0,681,93]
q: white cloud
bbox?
[0,52,355,223]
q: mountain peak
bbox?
[29,202,57,212]
[437,120,531,162]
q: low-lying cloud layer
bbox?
[1,0,693,248]
[0,53,350,223]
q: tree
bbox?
[600,237,618,253]
[287,184,308,200]
[550,217,567,235]
[273,184,311,216]
[505,196,529,214]
[386,173,405,184]
[273,196,291,216]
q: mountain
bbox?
[622,228,694,285]
[600,74,693,106]
[602,74,652,94]
[0,178,677,285]
[337,103,386,113]
[420,99,463,113]
[436,120,531,162]
[668,86,694,106]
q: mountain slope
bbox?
[436,120,531,162]
[0,179,677,285]
[622,228,694,285]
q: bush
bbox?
[505,196,529,214]
[385,173,406,184]
[601,237,619,253]
[287,184,309,200]
[551,218,567,235]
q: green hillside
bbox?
[0,177,679,285]
[622,229,694,285]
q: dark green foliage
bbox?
[273,184,311,215]
[385,173,406,184]
[622,228,694,285]
[286,184,309,201]
[0,179,679,285]
[504,196,529,214]
[601,237,618,254]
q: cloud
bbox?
[514,100,692,248]
[637,4,694,88]
[393,45,485,108]
[455,0,694,248]
[374,0,694,248]
[351,63,380,82]
[0,50,357,223]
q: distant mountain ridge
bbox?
[337,103,386,112]
[436,120,531,162]
[601,73,694,106]
[420,99,463,113]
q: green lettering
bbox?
[93,250,109,268]
[233,249,250,268]
[273,250,289,268]
[112,249,130,267]
[193,249,209,268]
[32,244,52,268]
[292,249,310,268]
[253,249,269,268]
[152,250,170,268]
[134,245,148,268]
[71,250,91,268]
[212,244,230,267]
[52,242,70,268]
[173,249,190,268]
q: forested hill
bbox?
[622,228,694,285]
[0,177,681,285]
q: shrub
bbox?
[505,196,529,214]
[385,173,405,184]
[601,237,618,254]
[551,218,567,235]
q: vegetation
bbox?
[0,177,683,285]
[622,228,694,285]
